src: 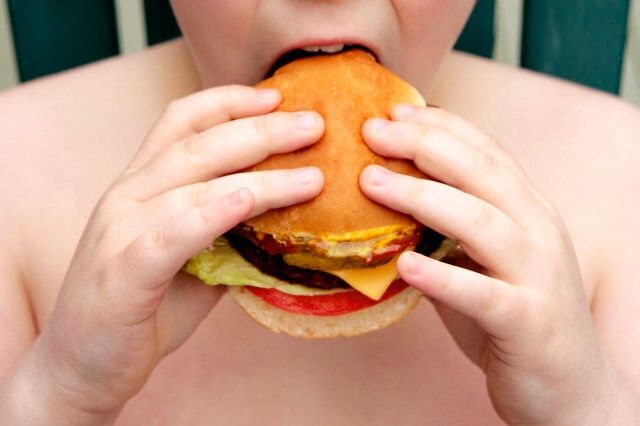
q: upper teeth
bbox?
[301,44,345,53]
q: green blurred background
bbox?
[2,0,637,100]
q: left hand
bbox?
[359,104,635,424]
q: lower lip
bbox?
[265,43,380,79]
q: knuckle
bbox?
[413,123,432,145]
[483,135,501,152]
[94,189,121,218]
[209,85,242,110]
[218,84,245,96]
[520,291,551,338]
[502,294,530,331]
[480,283,527,327]
[536,191,556,214]
[97,255,131,305]
[506,225,532,258]
[151,224,170,253]
[198,200,216,226]
[540,195,564,226]
[88,197,131,248]
[259,171,278,194]
[164,99,183,115]
[474,151,501,177]
[252,115,274,147]
[255,172,278,208]
[160,100,188,129]
[439,266,455,294]
[430,108,454,129]
[181,133,205,158]
[529,201,569,249]
[115,244,141,284]
[188,181,215,208]
[470,203,494,230]
[121,230,161,273]
[408,177,430,201]
[478,280,501,314]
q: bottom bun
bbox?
[229,285,423,338]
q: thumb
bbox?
[397,251,525,341]
[431,300,488,370]
[156,272,226,356]
[429,248,489,369]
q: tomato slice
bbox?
[246,280,409,316]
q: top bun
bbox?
[246,49,426,236]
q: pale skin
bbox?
[0,0,640,424]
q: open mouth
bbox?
[265,44,378,78]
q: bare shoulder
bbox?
[435,51,640,255]
[436,51,640,151]
[0,40,197,190]
[0,39,198,245]
[0,39,200,327]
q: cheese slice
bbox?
[328,253,402,301]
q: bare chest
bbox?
[117,297,503,425]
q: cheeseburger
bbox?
[185,49,455,338]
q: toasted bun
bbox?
[247,49,426,236]
[229,285,423,338]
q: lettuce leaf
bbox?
[184,237,347,296]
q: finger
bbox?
[115,188,254,299]
[128,85,282,170]
[360,166,525,277]
[122,111,323,201]
[362,118,543,228]
[431,300,489,370]
[391,104,527,177]
[398,251,527,340]
[156,272,226,356]
[131,167,324,231]
[392,106,558,221]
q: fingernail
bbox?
[402,252,423,275]
[369,165,391,186]
[224,188,248,207]
[292,167,317,186]
[394,103,415,118]
[256,88,279,101]
[371,118,390,135]
[296,112,319,131]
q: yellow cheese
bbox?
[328,253,402,301]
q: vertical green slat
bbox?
[8,0,119,82]
[145,0,180,46]
[455,0,496,58]
[522,0,630,94]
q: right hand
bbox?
[13,85,325,422]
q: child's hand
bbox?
[22,86,324,420]
[359,105,635,424]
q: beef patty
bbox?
[225,230,446,291]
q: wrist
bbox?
[1,341,121,425]
[552,357,640,426]
[585,369,640,426]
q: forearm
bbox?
[0,344,120,425]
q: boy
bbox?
[1,1,639,423]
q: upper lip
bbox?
[265,38,380,77]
